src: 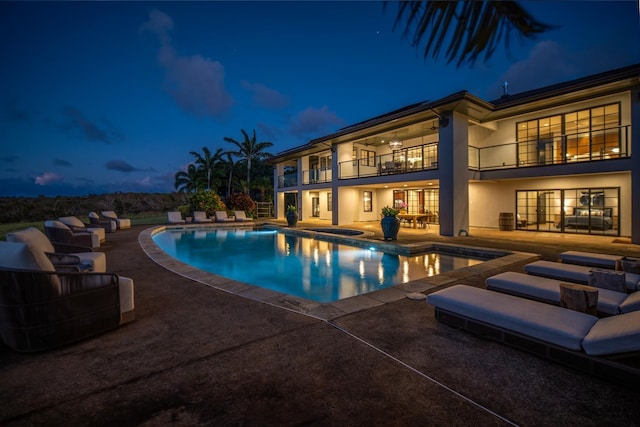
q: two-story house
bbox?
[270,63,640,244]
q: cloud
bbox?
[105,159,156,173]
[35,172,64,186]
[142,9,234,119]
[61,105,125,144]
[241,81,290,109]
[498,40,577,96]
[289,106,345,137]
[54,158,73,167]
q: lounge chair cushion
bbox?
[558,251,623,269]
[486,271,627,316]
[427,285,598,351]
[589,269,627,293]
[582,310,640,356]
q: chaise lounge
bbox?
[234,211,253,222]
[427,285,640,389]
[193,211,212,223]
[215,211,235,223]
[524,260,640,292]
[167,211,186,224]
[558,251,624,269]
[486,271,640,316]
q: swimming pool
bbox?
[152,227,490,303]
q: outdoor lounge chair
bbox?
[215,211,235,222]
[524,260,640,292]
[58,216,106,244]
[101,211,131,230]
[7,227,106,273]
[193,211,212,223]
[88,211,117,233]
[0,241,134,352]
[167,211,185,224]
[427,284,640,389]
[44,220,100,249]
[234,211,253,222]
[486,271,640,316]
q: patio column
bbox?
[631,85,640,245]
[438,111,470,236]
[331,145,339,226]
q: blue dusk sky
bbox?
[1,1,639,197]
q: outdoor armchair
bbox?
[59,216,106,244]
[7,227,106,273]
[45,220,100,249]
[101,211,131,230]
[88,211,117,233]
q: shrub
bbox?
[225,193,257,217]
[188,190,226,217]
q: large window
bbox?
[516,187,619,236]
[516,103,621,166]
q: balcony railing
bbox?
[338,142,439,179]
[470,125,630,171]
[277,172,298,188]
[302,168,332,185]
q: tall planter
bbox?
[381,216,400,240]
[286,211,298,227]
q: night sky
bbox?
[1,1,639,197]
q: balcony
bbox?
[339,142,438,179]
[470,125,630,171]
[303,168,332,185]
[277,172,298,188]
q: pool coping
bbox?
[139,223,540,321]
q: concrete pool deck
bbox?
[1,220,639,425]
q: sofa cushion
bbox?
[0,241,43,270]
[59,216,85,229]
[6,227,56,270]
[427,285,598,351]
[621,257,640,274]
[589,269,627,293]
[582,310,640,356]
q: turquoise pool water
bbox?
[152,228,487,303]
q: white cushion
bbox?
[59,216,85,229]
[89,211,99,219]
[118,276,135,314]
[7,227,56,269]
[0,241,43,270]
[620,291,640,314]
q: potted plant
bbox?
[286,205,298,227]
[380,205,400,240]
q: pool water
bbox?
[152,228,487,303]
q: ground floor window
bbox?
[516,187,619,236]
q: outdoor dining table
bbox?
[397,213,428,229]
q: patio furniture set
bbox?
[0,211,135,352]
[427,250,640,389]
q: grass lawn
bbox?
[0,213,167,241]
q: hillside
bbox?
[0,193,187,223]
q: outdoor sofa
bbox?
[101,211,131,230]
[45,219,100,249]
[59,216,106,244]
[427,284,640,389]
[88,211,117,233]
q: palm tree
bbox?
[387,1,551,66]
[224,129,273,190]
[189,146,224,191]
[174,164,200,193]
[222,152,236,198]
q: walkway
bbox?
[1,222,638,425]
